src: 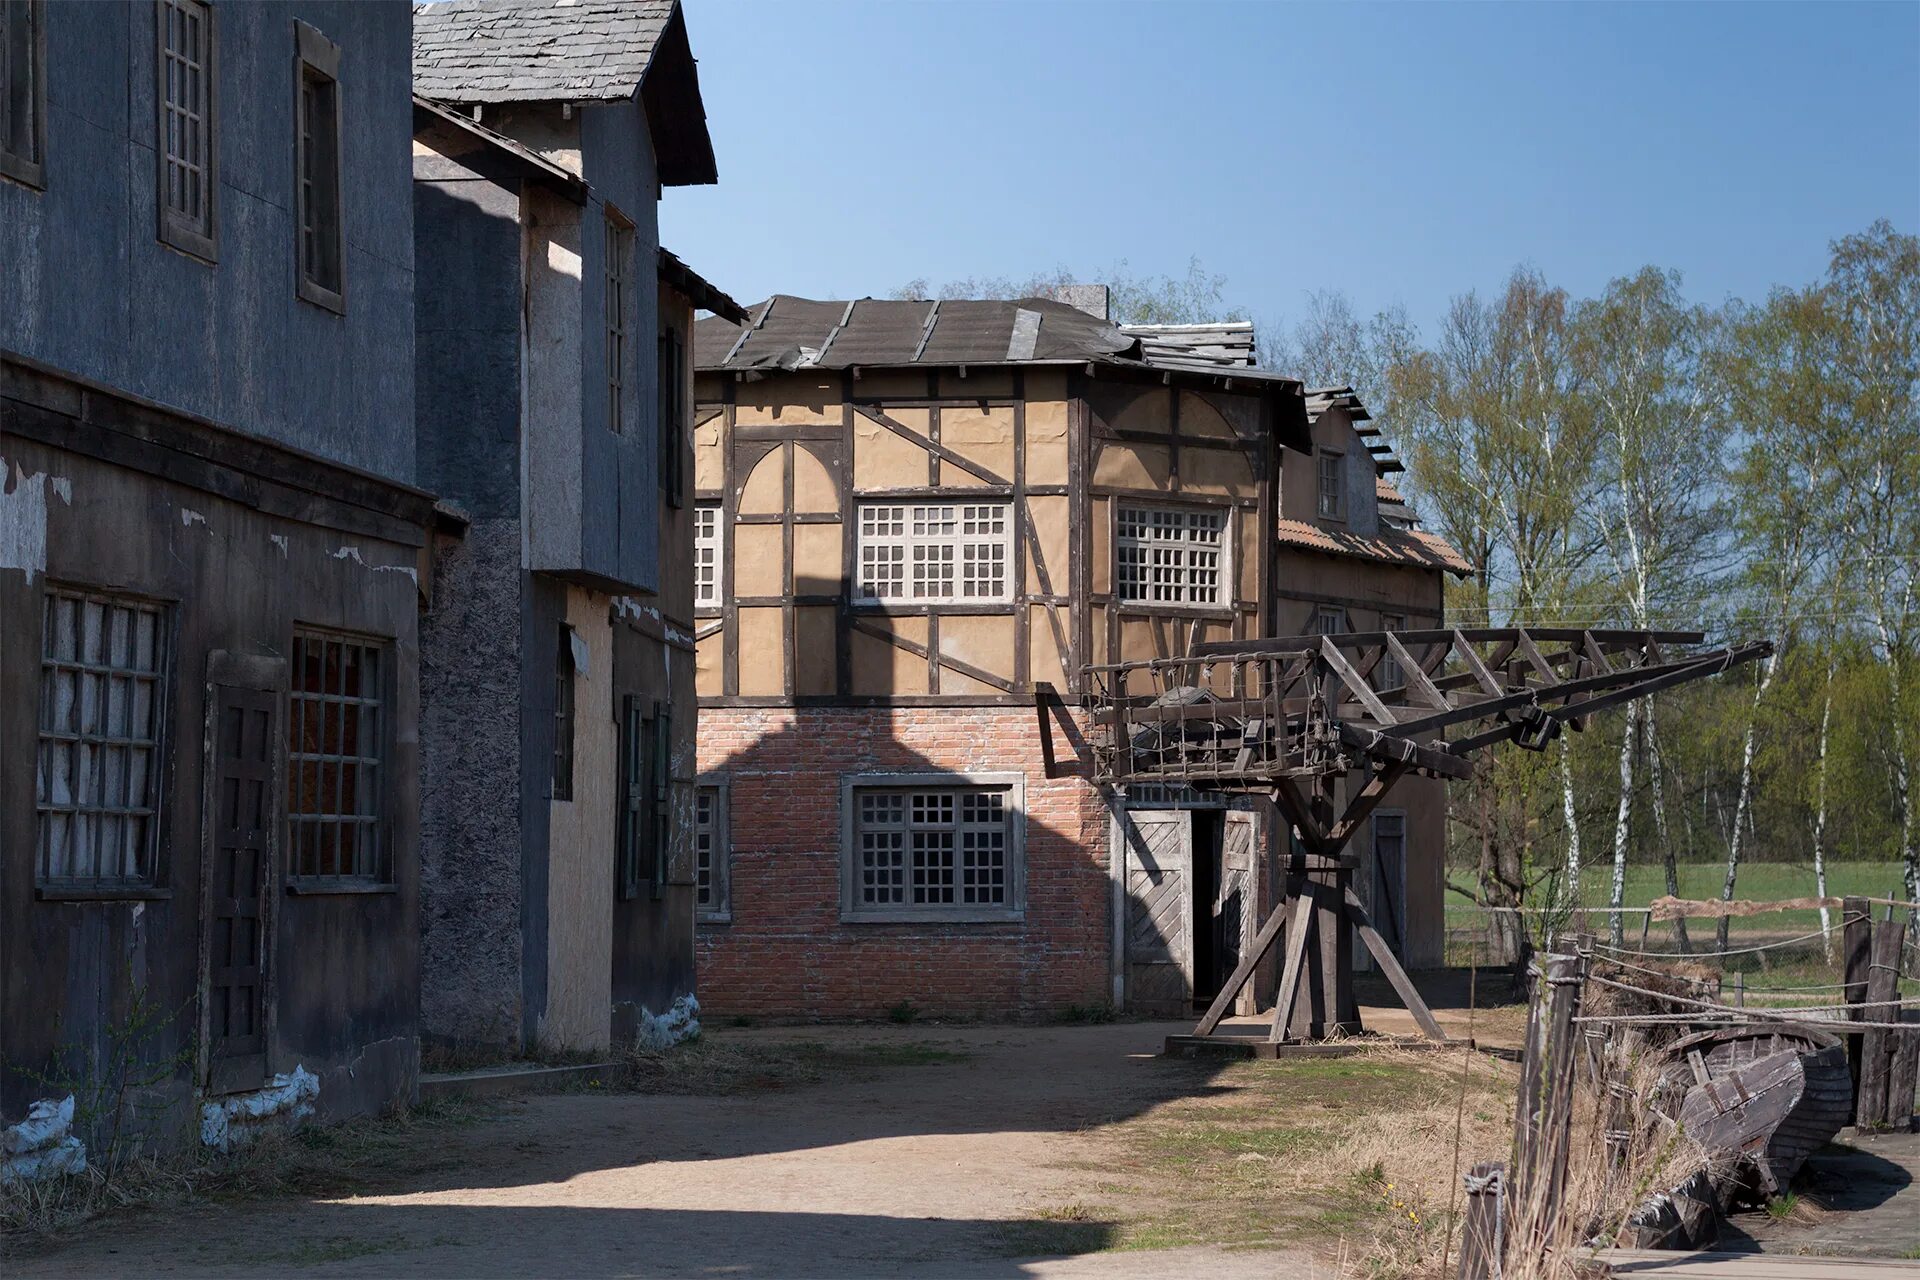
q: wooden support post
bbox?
[1193,894,1289,1037]
[1844,895,1871,1101]
[1888,1012,1920,1134]
[1733,971,1744,1008]
[1456,1162,1506,1280]
[1267,885,1318,1044]
[1343,887,1447,1042]
[1857,916,1908,1130]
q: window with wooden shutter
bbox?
[617,696,672,900]
[658,325,684,505]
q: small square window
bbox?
[1375,614,1405,691]
[156,0,217,259]
[0,0,46,189]
[1312,607,1348,637]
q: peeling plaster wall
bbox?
[419,519,527,1047]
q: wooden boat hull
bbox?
[1663,1027,1852,1199]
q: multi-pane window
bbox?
[1375,613,1406,691]
[552,625,575,801]
[617,696,670,900]
[294,22,342,309]
[695,783,729,919]
[157,0,216,258]
[287,630,387,883]
[693,504,722,607]
[658,325,685,504]
[1115,504,1228,607]
[853,787,1008,911]
[1317,449,1345,520]
[0,0,45,188]
[856,502,1010,603]
[604,209,632,434]
[1312,607,1348,636]
[36,588,171,889]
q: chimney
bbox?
[1048,283,1110,322]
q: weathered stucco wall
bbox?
[0,1,417,483]
[539,587,617,1052]
[418,519,527,1048]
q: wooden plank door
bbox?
[197,654,283,1095]
[1356,811,1407,972]
[1216,811,1259,1015]
[1121,809,1192,1015]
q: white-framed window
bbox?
[156,0,216,259]
[693,503,722,607]
[856,501,1010,604]
[1317,449,1345,520]
[287,628,389,884]
[36,587,172,890]
[0,0,47,189]
[841,773,1024,922]
[1115,504,1228,608]
[696,781,729,921]
[1312,607,1348,636]
[1376,613,1405,691]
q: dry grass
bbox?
[0,1096,499,1257]
[1082,1045,1520,1276]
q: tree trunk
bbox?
[1718,649,1780,951]
[1813,660,1836,960]
[1559,736,1584,930]
[1607,700,1640,945]
[1644,704,1690,952]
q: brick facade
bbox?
[696,705,1117,1018]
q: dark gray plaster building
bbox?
[410,0,745,1055]
[1,0,431,1143]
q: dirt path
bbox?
[14,1022,1352,1279]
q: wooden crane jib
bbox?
[1077,627,1772,1053]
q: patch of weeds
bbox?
[995,1207,1120,1258]
[1765,1192,1799,1220]
[1054,1002,1116,1025]
[886,1000,921,1025]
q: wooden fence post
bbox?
[1843,895,1871,1101]
[1457,1162,1506,1280]
[1511,950,1584,1252]
[1858,916,1908,1130]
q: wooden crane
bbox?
[1079,627,1771,1053]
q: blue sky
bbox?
[661,1,1920,337]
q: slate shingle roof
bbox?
[412,0,676,103]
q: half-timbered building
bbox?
[690,291,1318,1017]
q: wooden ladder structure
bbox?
[1081,627,1771,1053]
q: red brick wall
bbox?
[695,705,1115,1019]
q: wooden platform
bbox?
[1596,1250,1920,1276]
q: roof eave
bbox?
[659,249,747,323]
[640,4,719,187]
[412,95,588,203]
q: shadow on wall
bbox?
[694,572,1150,1020]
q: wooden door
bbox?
[198,655,283,1095]
[1216,811,1258,1014]
[1121,809,1192,1015]
[1356,811,1407,972]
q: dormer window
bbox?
[1316,449,1344,521]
